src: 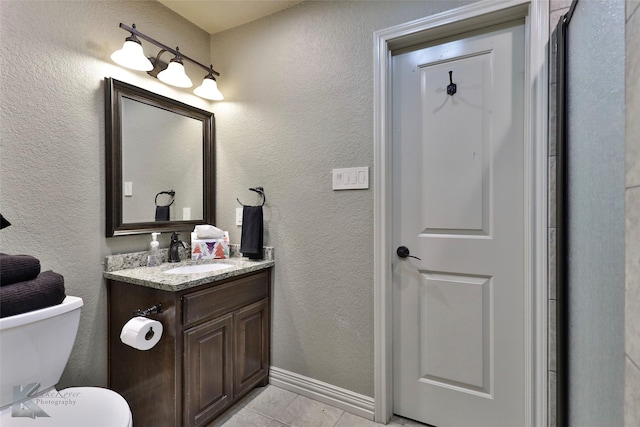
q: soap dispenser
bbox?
[147,232,162,267]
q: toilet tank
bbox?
[0,296,83,409]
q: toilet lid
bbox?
[0,387,132,427]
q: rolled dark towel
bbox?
[240,205,264,260]
[0,270,66,318]
[0,253,41,286]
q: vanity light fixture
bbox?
[110,25,153,72]
[157,48,193,88]
[112,23,224,100]
[193,66,224,101]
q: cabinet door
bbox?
[184,313,233,427]
[234,298,270,397]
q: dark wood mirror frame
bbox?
[105,77,215,237]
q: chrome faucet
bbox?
[168,232,188,263]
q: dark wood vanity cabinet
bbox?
[183,312,234,425]
[107,269,271,427]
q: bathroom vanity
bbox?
[104,255,273,427]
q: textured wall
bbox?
[566,0,626,425]
[0,0,479,399]
[0,0,211,387]
[209,0,474,397]
[625,1,640,426]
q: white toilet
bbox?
[0,296,132,426]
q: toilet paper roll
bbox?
[120,317,163,350]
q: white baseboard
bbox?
[269,366,375,421]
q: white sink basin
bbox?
[164,263,233,275]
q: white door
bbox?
[392,21,526,427]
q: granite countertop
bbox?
[103,245,274,292]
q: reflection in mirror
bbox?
[105,78,215,237]
[121,97,203,223]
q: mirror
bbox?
[105,78,215,236]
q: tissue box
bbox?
[191,231,230,260]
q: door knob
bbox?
[396,246,422,261]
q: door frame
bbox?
[373,0,549,425]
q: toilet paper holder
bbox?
[132,303,163,318]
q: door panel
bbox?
[184,314,233,427]
[421,53,491,234]
[234,298,270,397]
[392,21,525,427]
[421,273,491,394]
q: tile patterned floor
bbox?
[206,385,428,427]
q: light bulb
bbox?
[157,60,193,88]
[111,40,153,72]
[194,77,224,100]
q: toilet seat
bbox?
[0,387,132,426]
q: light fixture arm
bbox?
[118,23,220,77]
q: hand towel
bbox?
[0,253,41,286]
[240,206,263,260]
[155,205,170,221]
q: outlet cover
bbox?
[236,208,243,226]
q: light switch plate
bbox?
[124,181,133,197]
[332,167,369,190]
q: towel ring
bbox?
[155,190,175,207]
[237,187,265,207]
